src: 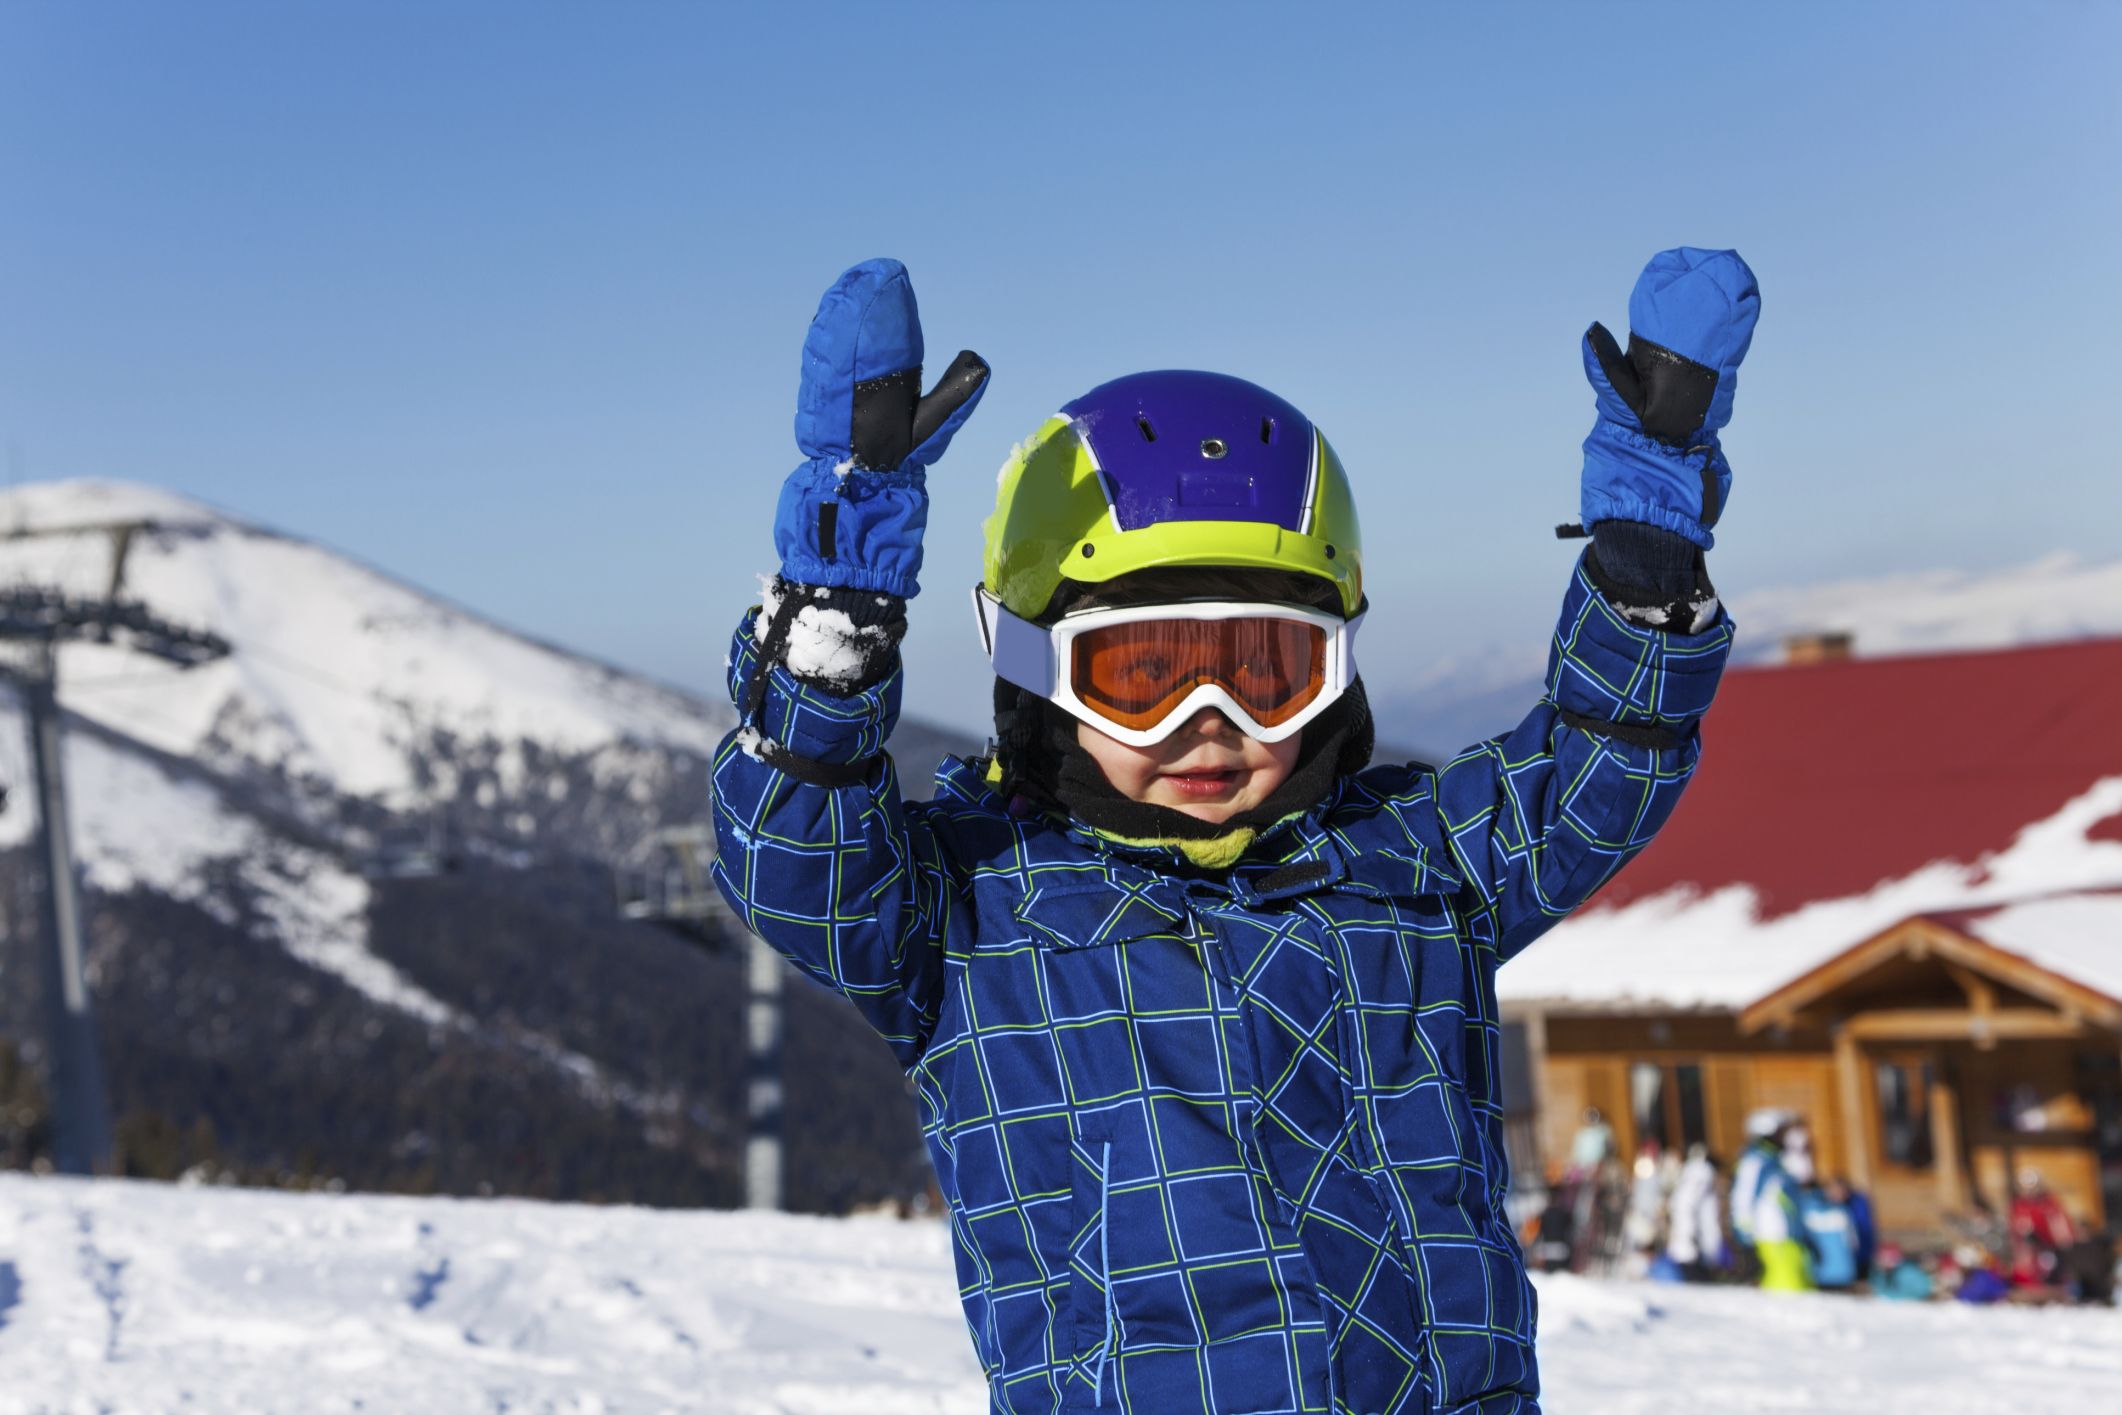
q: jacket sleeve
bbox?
[709,607,954,1067]
[1431,552,1733,960]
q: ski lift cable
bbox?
[235,641,384,704]
[51,669,183,691]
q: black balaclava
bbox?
[992,567,1375,844]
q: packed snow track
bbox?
[0,1175,2114,1413]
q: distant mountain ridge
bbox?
[0,478,971,1210]
[1376,550,2122,755]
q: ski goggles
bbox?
[973,588,1362,746]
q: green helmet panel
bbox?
[983,416,1363,620]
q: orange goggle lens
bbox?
[1070,616,1328,733]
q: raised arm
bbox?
[1437,247,1759,959]
[710,258,988,1065]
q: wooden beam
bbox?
[1941,960,1996,1012]
[1740,915,2122,1038]
[1942,961,1998,1050]
[1928,931,2122,1031]
[1832,1025,1874,1189]
[1738,922,1923,1034]
[1521,1006,1550,1177]
[1930,1064,1968,1214]
[1844,1008,2086,1043]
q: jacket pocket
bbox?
[1065,1127,1123,1410]
[1011,873,1192,952]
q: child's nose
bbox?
[1184,707,1237,738]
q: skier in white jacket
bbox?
[1754,1122,1817,1292]
[1665,1143,1727,1279]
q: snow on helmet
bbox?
[980,370,1363,623]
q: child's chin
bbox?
[1152,794,1247,826]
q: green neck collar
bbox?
[1088,825,1259,871]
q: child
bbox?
[714,253,1756,1413]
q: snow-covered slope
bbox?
[0,684,449,1025]
[0,479,950,1212]
[0,479,725,812]
[0,478,739,1029]
[0,1174,2114,1415]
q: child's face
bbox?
[1076,708,1301,825]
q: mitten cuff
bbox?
[1580,419,1726,550]
[771,460,929,597]
[727,605,902,770]
[1587,526,1721,634]
[1547,554,1733,738]
[753,576,908,694]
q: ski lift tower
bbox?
[0,518,231,1174]
[617,823,784,1212]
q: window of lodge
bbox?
[1875,1059,1935,1169]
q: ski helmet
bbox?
[981,371,1364,623]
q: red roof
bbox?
[1592,635,2122,918]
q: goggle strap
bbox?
[975,589,1058,698]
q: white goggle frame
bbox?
[971,586,1363,747]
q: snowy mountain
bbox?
[0,479,725,856]
[1378,550,2122,754]
[0,480,967,1210]
[1730,551,2122,659]
[2,1172,2115,1414]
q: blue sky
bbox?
[3,1,2117,742]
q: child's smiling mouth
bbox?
[1159,766,1244,798]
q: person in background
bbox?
[1569,1106,1616,1175]
[1623,1139,1671,1268]
[2007,1167,2077,1293]
[1664,1143,1727,1282]
[1753,1120,1815,1293]
[1798,1177,1859,1291]
[1950,1243,2011,1304]
[2062,1233,2118,1306]
[1565,1108,1629,1275]
[1870,1242,1934,1302]
[1529,1184,1580,1274]
[1730,1107,1791,1283]
[1832,1176,1877,1281]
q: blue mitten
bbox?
[772,258,990,598]
[1580,248,1760,548]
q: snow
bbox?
[1962,891,2122,1006]
[753,575,890,691]
[0,682,457,1028]
[0,1174,2115,1414]
[1503,776,2122,1009]
[1733,551,2122,661]
[0,479,726,806]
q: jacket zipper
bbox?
[1092,1138,1119,1407]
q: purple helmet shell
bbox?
[1061,371,1316,534]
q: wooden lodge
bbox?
[1498,634,2122,1238]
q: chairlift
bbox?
[613,824,735,951]
[362,814,459,881]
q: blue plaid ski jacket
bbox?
[711,559,1733,1414]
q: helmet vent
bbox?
[1135,415,1157,443]
[1200,438,1227,460]
[1260,417,1276,445]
